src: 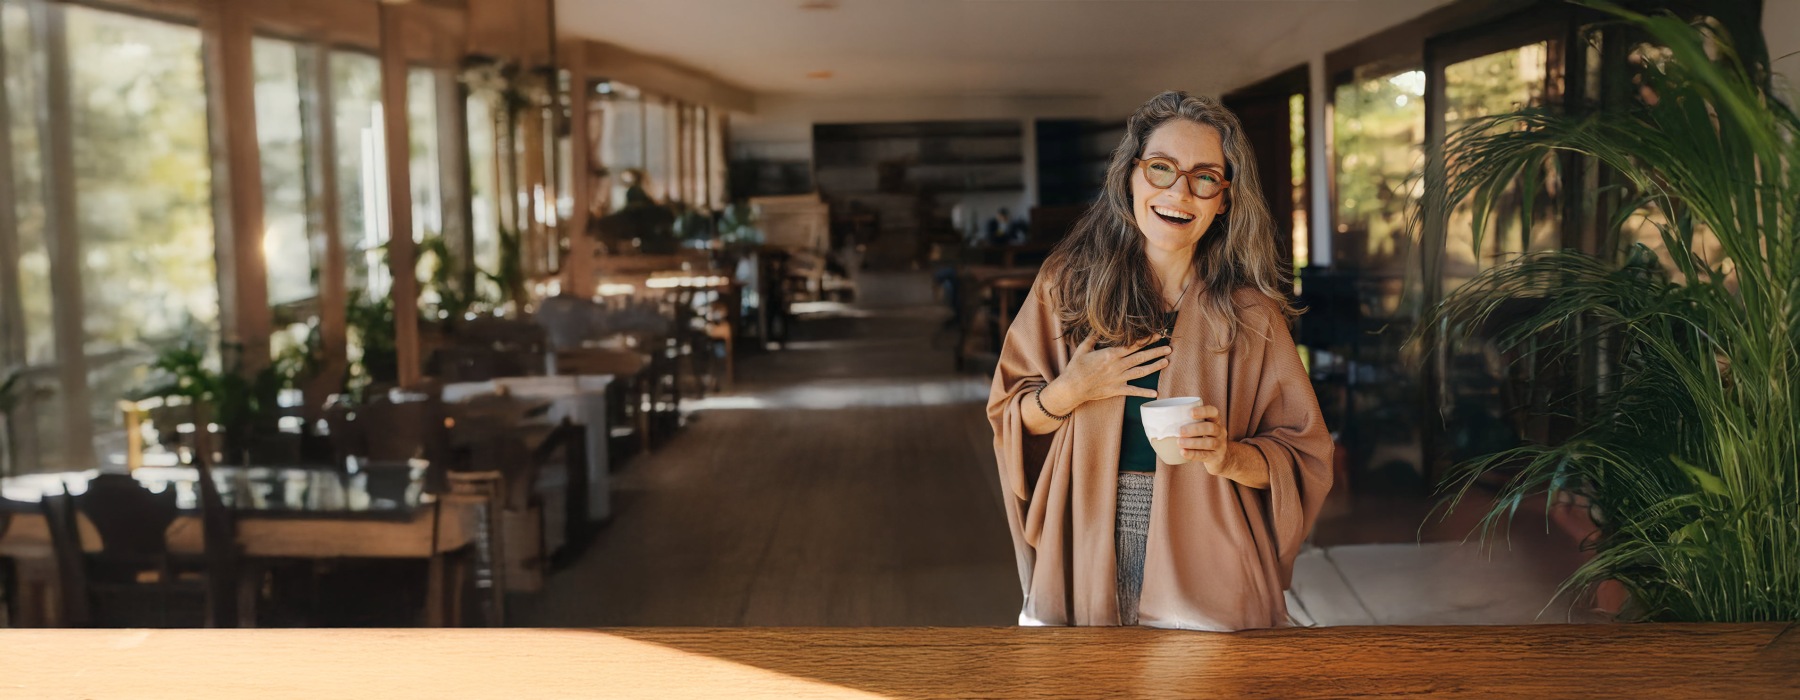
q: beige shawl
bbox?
[988,282,1333,630]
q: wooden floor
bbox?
[4,624,1794,698]
[513,291,1020,626]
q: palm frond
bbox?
[1418,2,1799,622]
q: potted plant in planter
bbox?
[136,340,301,465]
[1422,3,1798,622]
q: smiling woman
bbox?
[987,91,1333,629]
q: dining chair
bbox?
[43,476,212,627]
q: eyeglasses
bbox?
[1134,157,1230,200]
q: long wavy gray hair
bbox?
[1043,91,1296,349]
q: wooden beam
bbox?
[466,0,553,67]
[578,39,755,114]
[563,40,595,296]
[436,68,474,299]
[302,45,349,412]
[1324,0,1538,81]
[201,0,271,373]
[244,0,379,49]
[28,0,94,468]
[379,2,420,387]
[520,85,547,280]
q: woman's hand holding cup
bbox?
[1178,404,1230,475]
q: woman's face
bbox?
[1130,120,1228,257]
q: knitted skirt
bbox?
[1115,471,1154,626]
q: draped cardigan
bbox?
[987,282,1333,630]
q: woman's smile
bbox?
[1132,119,1227,254]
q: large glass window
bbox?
[598,81,645,213]
[643,96,669,202]
[255,38,317,323]
[1333,68,1425,298]
[467,88,500,286]
[68,7,216,465]
[1289,92,1308,276]
[1441,42,1560,290]
[332,50,385,300]
[407,67,442,247]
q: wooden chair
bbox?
[553,347,654,460]
[42,476,217,627]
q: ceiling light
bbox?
[799,0,839,10]
[806,70,834,80]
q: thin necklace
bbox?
[1162,265,1196,337]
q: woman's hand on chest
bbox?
[1051,334,1170,408]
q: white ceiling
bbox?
[556,0,1452,111]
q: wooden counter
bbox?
[0,624,1792,698]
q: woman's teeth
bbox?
[1152,205,1194,224]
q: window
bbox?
[407,67,442,247]
[467,87,500,287]
[597,80,644,213]
[1332,68,1424,312]
[643,96,669,202]
[332,50,386,300]
[1440,42,1561,291]
[254,37,318,335]
[68,7,216,467]
[1289,92,1308,276]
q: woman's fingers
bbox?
[1122,359,1170,380]
[1123,344,1174,363]
[1074,335,1098,356]
[1179,421,1217,438]
[1179,437,1220,451]
[1125,386,1159,399]
[1188,404,1220,421]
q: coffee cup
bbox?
[1140,397,1202,465]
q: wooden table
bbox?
[0,624,1790,698]
[957,264,1040,370]
[0,466,478,627]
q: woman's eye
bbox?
[1197,173,1219,184]
[1149,162,1176,174]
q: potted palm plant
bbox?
[1424,3,1798,622]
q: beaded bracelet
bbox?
[1034,387,1071,421]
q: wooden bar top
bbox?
[0,624,1793,698]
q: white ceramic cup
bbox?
[1140,396,1202,465]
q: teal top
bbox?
[1119,314,1176,473]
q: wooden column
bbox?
[28,0,93,468]
[379,3,421,387]
[201,0,271,372]
[709,109,729,209]
[520,82,547,281]
[563,41,595,296]
[302,46,348,410]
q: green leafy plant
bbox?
[485,225,529,311]
[346,290,398,397]
[418,230,497,322]
[1422,4,1798,622]
[135,339,297,459]
[715,202,765,249]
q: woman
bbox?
[987,91,1332,630]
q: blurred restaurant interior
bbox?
[0,0,1794,652]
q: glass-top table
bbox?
[0,460,432,521]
